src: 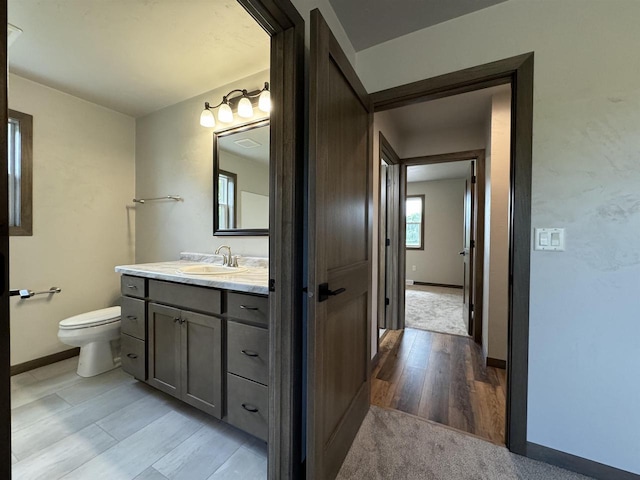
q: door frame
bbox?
[401,150,486,344]
[238,0,305,478]
[372,53,534,454]
[0,1,305,478]
[0,3,9,479]
[376,133,403,336]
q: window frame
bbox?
[405,194,425,250]
[8,109,33,236]
[217,169,237,230]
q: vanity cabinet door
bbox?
[180,311,223,418]
[148,302,182,398]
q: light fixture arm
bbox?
[200,82,270,126]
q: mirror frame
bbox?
[213,118,270,236]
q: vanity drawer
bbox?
[226,373,268,442]
[149,280,221,315]
[121,275,146,299]
[227,321,268,385]
[121,334,146,380]
[227,293,268,326]
[121,297,145,340]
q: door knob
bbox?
[459,250,466,256]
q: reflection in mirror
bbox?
[213,119,269,235]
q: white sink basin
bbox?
[178,265,248,275]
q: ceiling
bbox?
[328,0,508,51]
[378,84,510,140]
[220,123,270,164]
[407,160,472,183]
[8,0,270,118]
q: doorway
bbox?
[1,1,304,479]
[371,71,530,450]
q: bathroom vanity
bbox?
[115,256,269,442]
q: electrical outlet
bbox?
[412,265,417,271]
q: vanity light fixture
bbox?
[200,82,270,127]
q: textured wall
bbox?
[135,70,270,263]
[356,0,640,473]
[9,74,135,365]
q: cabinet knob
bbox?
[239,305,259,311]
[241,349,259,358]
[173,317,181,323]
[241,403,259,413]
[126,353,138,359]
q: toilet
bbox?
[58,306,122,378]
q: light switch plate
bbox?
[534,228,565,251]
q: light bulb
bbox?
[199,108,215,127]
[258,89,271,113]
[237,97,254,118]
[218,103,233,123]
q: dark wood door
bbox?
[148,302,181,397]
[308,9,372,480]
[180,310,223,418]
[462,162,475,334]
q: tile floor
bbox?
[10,357,267,480]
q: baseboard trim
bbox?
[11,348,80,376]
[413,281,463,289]
[487,357,506,369]
[371,350,381,369]
[526,442,640,480]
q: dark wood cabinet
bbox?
[148,302,223,418]
[119,274,267,437]
[148,303,181,398]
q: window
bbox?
[8,109,33,236]
[406,195,424,249]
[218,170,237,229]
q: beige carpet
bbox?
[405,284,468,337]
[337,406,593,480]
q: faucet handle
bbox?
[230,255,240,268]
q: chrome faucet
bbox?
[215,245,232,266]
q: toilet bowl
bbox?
[58,306,122,377]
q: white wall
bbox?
[9,74,135,365]
[482,91,510,362]
[356,0,640,473]
[135,70,270,263]
[405,179,465,286]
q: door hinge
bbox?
[385,238,391,247]
[269,278,275,292]
[471,240,475,248]
[385,297,390,306]
[472,175,477,184]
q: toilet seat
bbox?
[59,306,121,330]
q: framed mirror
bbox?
[213,119,270,236]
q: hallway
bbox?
[372,328,505,444]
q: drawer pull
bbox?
[239,305,259,311]
[126,315,137,321]
[241,403,259,413]
[241,349,259,357]
[126,353,138,359]
[126,285,138,290]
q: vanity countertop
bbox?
[115,260,269,295]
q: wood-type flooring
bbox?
[371,328,506,444]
